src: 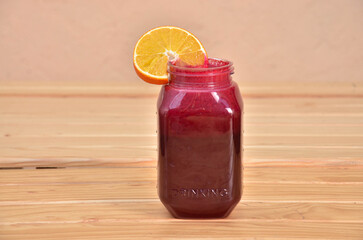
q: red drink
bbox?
[157,58,243,218]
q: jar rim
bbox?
[167,57,233,89]
[168,57,233,73]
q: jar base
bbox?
[161,201,239,219]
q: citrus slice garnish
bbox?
[133,26,207,84]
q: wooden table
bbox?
[1,80,362,239]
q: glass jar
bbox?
[157,58,243,218]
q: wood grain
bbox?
[1,221,362,240]
[2,202,363,222]
[2,180,363,202]
[0,81,362,239]
[2,167,363,184]
[1,168,363,203]
[1,80,362,97]
[1,146,363,168]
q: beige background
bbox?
[0,0,362,83]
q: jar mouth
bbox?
[167,58,233,89]
[168,58,234,74]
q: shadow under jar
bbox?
[157,58,243,218]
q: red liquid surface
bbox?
[157,59,243,218]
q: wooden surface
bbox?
[1,80,363,239]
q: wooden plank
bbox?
[2,97,363,115]
[2,95,363,105]
[2,98,363,117]
[2,114,363,125]
[1,180,362,202]
[1,156,362,168]
[1,221,362,239]
[1,202,362,223]
[1,167,363,185]
[247,115,363,125]
[0,181,156,201]
[2,135,363,147]
[1,156,362,169]
[6,96,363,108]
[0,80,362,97]
[2,135,363,149]
[3,111,363,121]
[3,123,363,136]
[1,144,363,168]
[0,82,162,98]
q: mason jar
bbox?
[157,58,243,218]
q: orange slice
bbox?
[133,26,207,85]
